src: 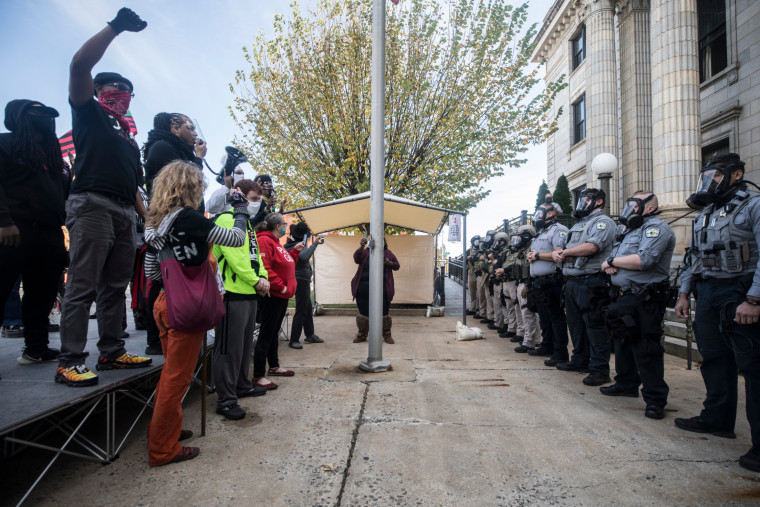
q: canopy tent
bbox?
[284,192,459,235]
[283,192,471,324]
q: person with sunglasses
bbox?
[57,7,151,387]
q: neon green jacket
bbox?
[212,210,268,297]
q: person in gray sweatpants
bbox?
[211,180,271,420]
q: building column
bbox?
[616,0,652,201]
[585,0,619,208]
[650,0,700,224]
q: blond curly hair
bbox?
[146,160,206,229]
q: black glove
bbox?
[108,8,147,34]
[228,191,249,208]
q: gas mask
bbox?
[572,189,604,219]
[533,205,556,230]
[686,155,745,210]
[510,233,531,250]
[618,194,656,230]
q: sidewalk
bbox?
[3,314,758,505]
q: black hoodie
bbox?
[0,100,71,228]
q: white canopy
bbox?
[284,192,463,235]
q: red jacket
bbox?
[258,230,299,299]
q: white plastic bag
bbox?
[456,321,484,341]
[426,306,445,317]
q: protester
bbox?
[0,100,70,364]
[57,7,152,386]
[206,163,246,216]
[143,160,248,466]
[253,213,302,389]
[250,174,286,226]
[675,153,760,471]
[284,222,324,349]
[141,112,207,355]
[2,278,23,338]
[212,179,270,420]
[351,236,400,344]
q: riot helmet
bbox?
[618,192,657,230]
[510,225,535,249]
[470,235,481,248]
[482,230,497,248]
[572,188,605,219]
[686,153,746,210]
[493,231,509,249]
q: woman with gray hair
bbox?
[253,213,303,389]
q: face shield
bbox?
[533,205,555,229]
[686,154,745,209]
[510,236,521,247]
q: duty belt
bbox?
[566,272,605,281]
[697,275,753,286]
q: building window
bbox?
[698,0,727,82]
[572,95,585,144]
[571,26,586,70]
[702,138,730,166]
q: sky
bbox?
[0,0,555,253]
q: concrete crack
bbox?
[335,382,369,507]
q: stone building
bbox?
[531,0,760,249]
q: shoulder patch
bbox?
[645,227,660,238]
[559,231,567,238]
[596,222,607,230]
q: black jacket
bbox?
[0,100,71,228]
[143,131,202,196]
[284,238,318,281]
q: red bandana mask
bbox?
[98,90,132,131]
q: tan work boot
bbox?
[382,315,394,344]
[353,314,369,343]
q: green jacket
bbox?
[212,211,268,298]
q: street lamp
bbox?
[591,152,617,216]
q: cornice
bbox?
[531,0,584,63]
[615,0,650,23]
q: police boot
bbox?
[353,315,369,343]
[383,315,394,344]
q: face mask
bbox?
[28,115,55,136]
[247,200,261,217]
[233,172,244,185]
[279,226,287,236]
[545,196,553,204]
[97,90,131,118]
[618,194,655,230]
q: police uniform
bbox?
[475,241,495,322]
[501,246,525,340]
[529,221,569,362]
[514,244,541,350]
[679,185,760,448]
[560,210,616,376]
[491,240,512,332]
[466,246,479,313]
[606,216,675,408]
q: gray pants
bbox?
[477,275,494,320]
[493,282,508,328]
[214,299,257,408]
[59,193,136,367]
[503,280,524,335]
[468,273,478,312]
[517,282,541,347]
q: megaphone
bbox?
[215,146,248,184]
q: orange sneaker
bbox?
[55,365,98,387]
[96,352,152,370]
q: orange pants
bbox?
[148,292,203,466]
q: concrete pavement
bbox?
[3,314,759,506]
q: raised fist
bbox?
[108,7,147,34]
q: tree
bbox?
[535,179,549,211]
[230,0,565,212]
[553,174,572,216]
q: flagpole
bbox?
[360,0,391,373]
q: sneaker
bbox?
[740,447,760,472]
[582,372,611,386]
[17,347,60,365]
[304,335,324,344]
[288,341,303,349]
[145,346,163,355]
[55,365,98,387]
[238,386,268,398]
[96,352,152,370]
[1,325,24,338]
[674,416,736,439]
[599,384,639,397]
[216,403,246,420]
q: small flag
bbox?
[59,130,75,159]
[124,110,138,136]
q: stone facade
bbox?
[532,0,760,250]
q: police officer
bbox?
[552,188,616,386]
[513,225,541,353]
[498,235,525,342]
[476,231,497,324]
[490,232,511,333]
[600,192,675,419]
[466,236,481,315]
[527,203,569,365]
[675,153,760,472]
